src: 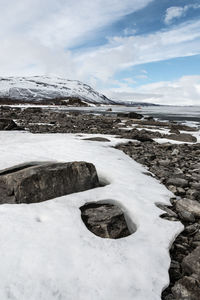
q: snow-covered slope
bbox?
[0,76,112,104]
[0,131,182,300]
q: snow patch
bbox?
[0,132,182,300]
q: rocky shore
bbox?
[116,141,200,300]
[0,104,200,299]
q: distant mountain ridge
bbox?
[0,76,113,105]
[0,75,159,106]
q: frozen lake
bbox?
[59,105,200,124]
[4,104,200,125]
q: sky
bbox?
[0,0,200,105]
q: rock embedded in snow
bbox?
[0,161,100,204]
[80,202,133,239]
[83,137,110,142]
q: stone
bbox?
[184,224,199,235]
[182,246,200,276]
[169,128,180,135]
[131,133,153,142]
[176,187,186,196]
[164,294,175,300]
[0,118,21,130]
[156,203,178,217]
[168,185,177,194]
[83,137,110,142]
[158,159,170,167]
[0,161,100,204]
[167,177,188,188]
[171,149,180,156]
[178,211,195,222]
[128,112,143,119]
[191,182,200,190]
[166,133,197,143]
[172,276,200,300]
[80,202,135,239]
[176,199,200,219]
[169,260,182,281]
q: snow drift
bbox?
[0,131,182,300]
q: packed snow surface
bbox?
[0,132,182,300]
[0,76,111,104]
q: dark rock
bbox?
[80,202,135,239]
[172,276,200,300]
[144,116,154,121]
[117,112,143,119]
[178,211,195,222]
[169,127,180,135]
[0,161,100,204]
[184,224,199,235]
[182,246,200,276]
[83,137,110,142]
[128,112,143,119]
[0,119,22,130]
[169,260,182,281]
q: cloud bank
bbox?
[0,0,200,105]
[105,76,200,106]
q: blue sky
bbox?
[0,0,200,105]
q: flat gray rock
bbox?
[166,133,197,143]
[176,199,200,218]
[0,161,99,204]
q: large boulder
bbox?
[0,161,99,204]
[80,202,134,239]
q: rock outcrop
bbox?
[80,202,133,239]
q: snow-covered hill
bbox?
[0,76,113,104]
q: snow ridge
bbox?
[0,76,112,104]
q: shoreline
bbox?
[0,105,200,299]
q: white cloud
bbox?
[105,76,200,105]
[0,0,200,106]
[123,28,137,36]
[0,0,153,77]
[123,78,137,85]
[0,0,153,48]
[164,7,185,25]
[75,19,200,83]
[164,4,200,25]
